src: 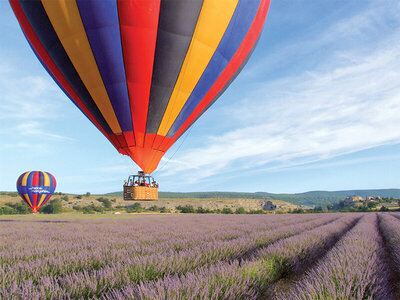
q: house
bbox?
[344,195,364,206]
[263,201,276,211]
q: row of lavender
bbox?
[3,213,400,299]
[279,213,394,299]
[0,214,341,298]
[105,214,360,299]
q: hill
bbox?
[0,192,296,212]
[106,189,400,206]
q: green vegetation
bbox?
[42,199,63,214]
[96,197,113,208]
[0,201,30,215]
[0,192,18,197]
[176,205,267,215]
[105,189,400,206]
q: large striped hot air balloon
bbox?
[16,171,57,213]
[10,0,270,174]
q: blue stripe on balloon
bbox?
[17,173,24,187]
[26,171,35,205]
[49,172,55,189]
[76,0,133,132]
[18,0,113,135]
[166,0,261,137]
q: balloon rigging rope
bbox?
[152,123,196,176]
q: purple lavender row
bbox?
[379,213,400,283]
[0,214,316,265]
[0,214,312,272]
[0,214,321,289]
[0,214,337,298]
[102,214,359,299]
[279,214,394,300]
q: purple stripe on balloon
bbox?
[76,0,133,132]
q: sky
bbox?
[1,0,400,194]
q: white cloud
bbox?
[0,62,73,143]
[159,3,400,182]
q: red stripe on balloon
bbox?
[170,0,270,145]
[32,171,39,207]
[117,0,160,148]
[9,0,114,144]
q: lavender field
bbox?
[1,213,399,299]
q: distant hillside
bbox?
[105,189,400,206]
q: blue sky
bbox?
[1,0,400,194]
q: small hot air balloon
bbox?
[16,171,56,213]
[10,0,270,174]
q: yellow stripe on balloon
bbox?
[157,0,239,136]
[24,194,33,207]
[22,171,32,186]
[43,172,50,187]
[41,0,122,133]
[37,194,47,207]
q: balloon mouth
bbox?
[32,208,37,213]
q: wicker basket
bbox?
[124,186,158,201]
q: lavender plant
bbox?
[103,214,359,299]
[279,214,394,300]
[0,214,337,298]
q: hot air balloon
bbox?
[10,0,270,174]
[16,171,57,213]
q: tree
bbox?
[380,206,389,212]
[85,192,91,197]
[159,207,169,213]
[196,207,211,214]
[235,207,246,214]
[177,205,195,213]
[127,202,143,213]
[42,199,63,214]
[222,208,233,214]
[97,197,112,209]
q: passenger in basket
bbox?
[134,180,139,186]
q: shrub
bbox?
[149,205,159,212]
[159,207,170,213]
[221,208,233,214]
[177,205,195,213]
[249,209,264,214]
[0,201,31,215]
[126,202,143,213]
[97,198,112,209]
[196,207,212,214]
[42,199,63,214]
[235,207,246,214]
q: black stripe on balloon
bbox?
[18,0,113,135]
[145,0,204,134]
[176,36,261,140]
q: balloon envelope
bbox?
[10,0,270,173]
[16,171,56,213]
